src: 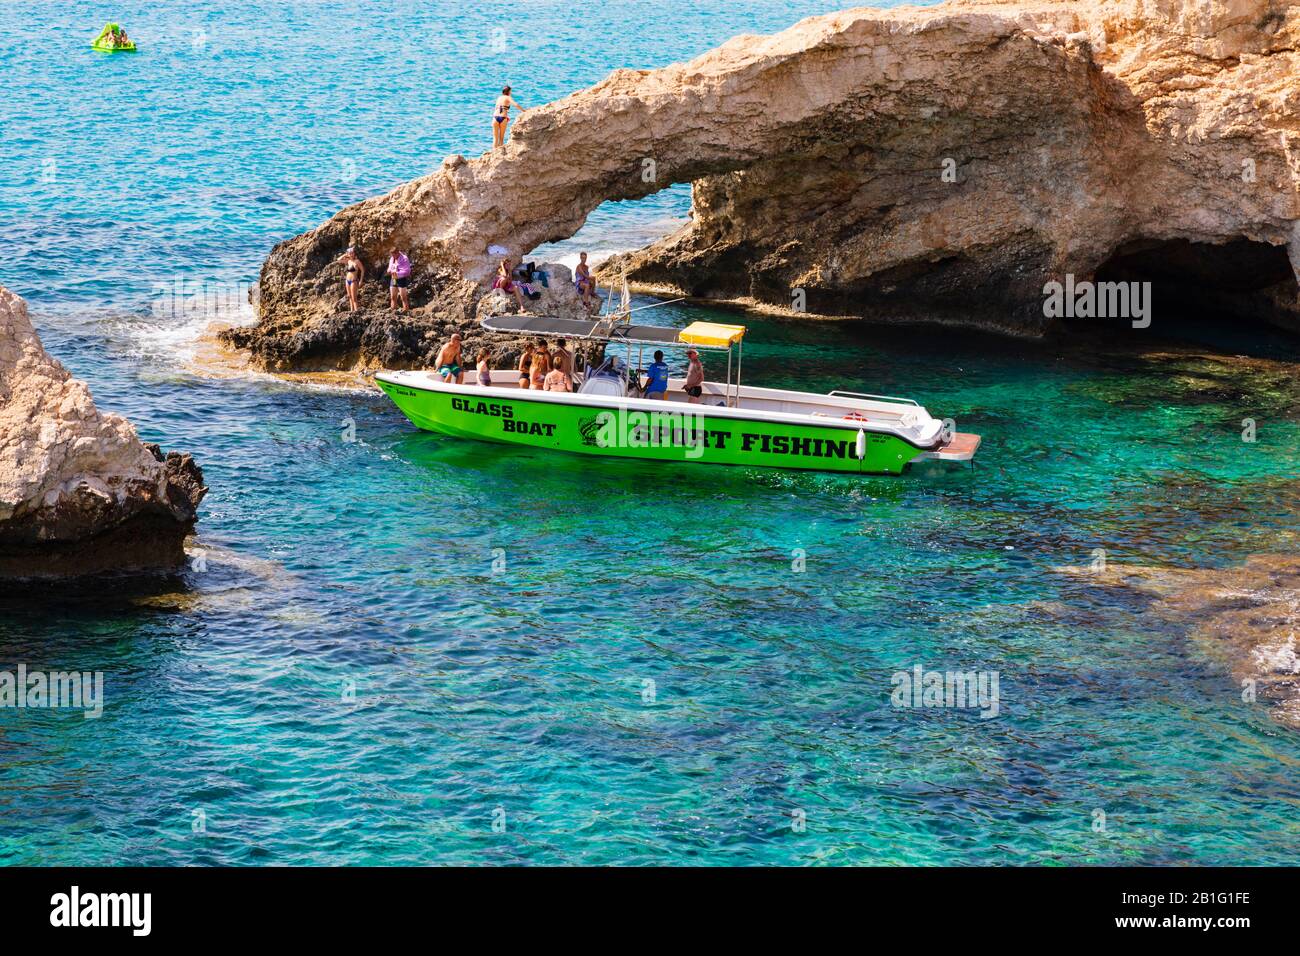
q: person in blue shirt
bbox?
[642,350,670,399]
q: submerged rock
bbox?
[237,0,1300,371]
[1061,556,1300,732]
[0,285,207,578]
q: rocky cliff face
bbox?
[0,286,206,578]
[235,0,1300,370]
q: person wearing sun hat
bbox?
[683,348,704,403]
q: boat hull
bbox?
[376,378,931,475]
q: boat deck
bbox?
[467,370,935,430]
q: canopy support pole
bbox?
[734,341,743,409]
[726,349,733,407]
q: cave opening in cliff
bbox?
[1091,238,1299,336]
[525,183,693,277]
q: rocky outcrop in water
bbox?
[1066,555,1300,732]
[233,0,1300,370]
[0,286,207,578]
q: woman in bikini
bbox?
[517,342,535,389]
[529,349,548,390]
[492,86,523,150]
[476,349,494,387]
[543,354,572,393]
[334,247,364,312]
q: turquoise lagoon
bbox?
[1,1,1300,865]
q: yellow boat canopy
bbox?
[676,321,746,348]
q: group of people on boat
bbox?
[645,348,706,402]
[431,333,705,402]
[431,335,575,392]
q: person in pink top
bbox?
[387,246,412,312]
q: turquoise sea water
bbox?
[3,1,1300,865]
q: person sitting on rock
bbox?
[493,259,527,311]
[574,252,598,312]
[543,353,572,392]
[435,332,465,384]
[335,247,365,312]
[387,246,412,312]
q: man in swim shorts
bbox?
[435,332,464,384]
[684,348,704,403]
[388,246,412,312]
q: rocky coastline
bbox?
[0,285,206,579]
[223,0,1299,373]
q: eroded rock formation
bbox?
[0,286,207,578]
[1063,555,1300,731]
[235,0,1300,370]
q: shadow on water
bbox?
[383,423,969,506]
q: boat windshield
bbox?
[577,355,634,397]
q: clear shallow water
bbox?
[4,1,1300,866]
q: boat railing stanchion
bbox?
[735,340,743,409]
[726,347,733,408]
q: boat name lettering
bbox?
[740,433,856,458]
[503,419,557,437]
[451,397,515,419]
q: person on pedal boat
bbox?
[643,350,670,400]
[435,332,464,384]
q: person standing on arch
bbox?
[492,85,524,150]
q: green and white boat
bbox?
[375,313,979,476]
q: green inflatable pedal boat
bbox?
[91,22,136,52]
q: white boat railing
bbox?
[828,390,920,407]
